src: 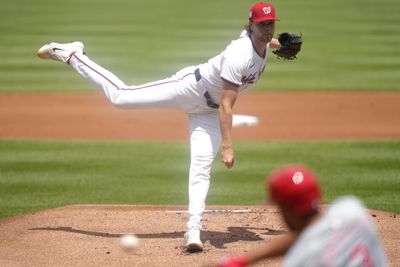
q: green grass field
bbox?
[0,0,399,92]
[1,139,399,218]
[1,0,399,219]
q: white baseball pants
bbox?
[68,53,221,231]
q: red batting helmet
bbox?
[268,165,321,215]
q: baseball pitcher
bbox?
[37,2,301,252]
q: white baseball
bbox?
[120,234,140,253]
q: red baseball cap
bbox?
[249,2,279,22]
[267,165,321,215]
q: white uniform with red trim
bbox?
[68,31,270,231]
[283,197,388,267]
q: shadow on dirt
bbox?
[30,226,286,249]
[203,227,286,249]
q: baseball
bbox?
[120,234,140,253]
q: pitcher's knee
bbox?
[104,90,129,108]
[191,153,215,165]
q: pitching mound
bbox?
[0,205,398,267]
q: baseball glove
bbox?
[273,32,302,60]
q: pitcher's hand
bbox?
[221,146,235,169]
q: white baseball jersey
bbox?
[283,197,388,267]
[198,31,270,104]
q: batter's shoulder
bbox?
[328,196,369,222]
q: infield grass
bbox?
[1,0,400,92]
[1,139,399,219]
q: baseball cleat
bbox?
[37,41,84,64]
[184,229,203,253]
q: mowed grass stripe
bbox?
[1,0,400,92]
[1,139,399,218]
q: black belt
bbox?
[194,68,220,109]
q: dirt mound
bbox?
[0,205,398,267]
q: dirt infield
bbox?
[0,205,398,267]
[1,92,400,140]
[1,92,400,266]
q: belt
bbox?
[194,68,220,109]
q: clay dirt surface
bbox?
[0,205,398,267]
[0,92,400,266]
[1,92,400,140]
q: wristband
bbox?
[218,256,248,267]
